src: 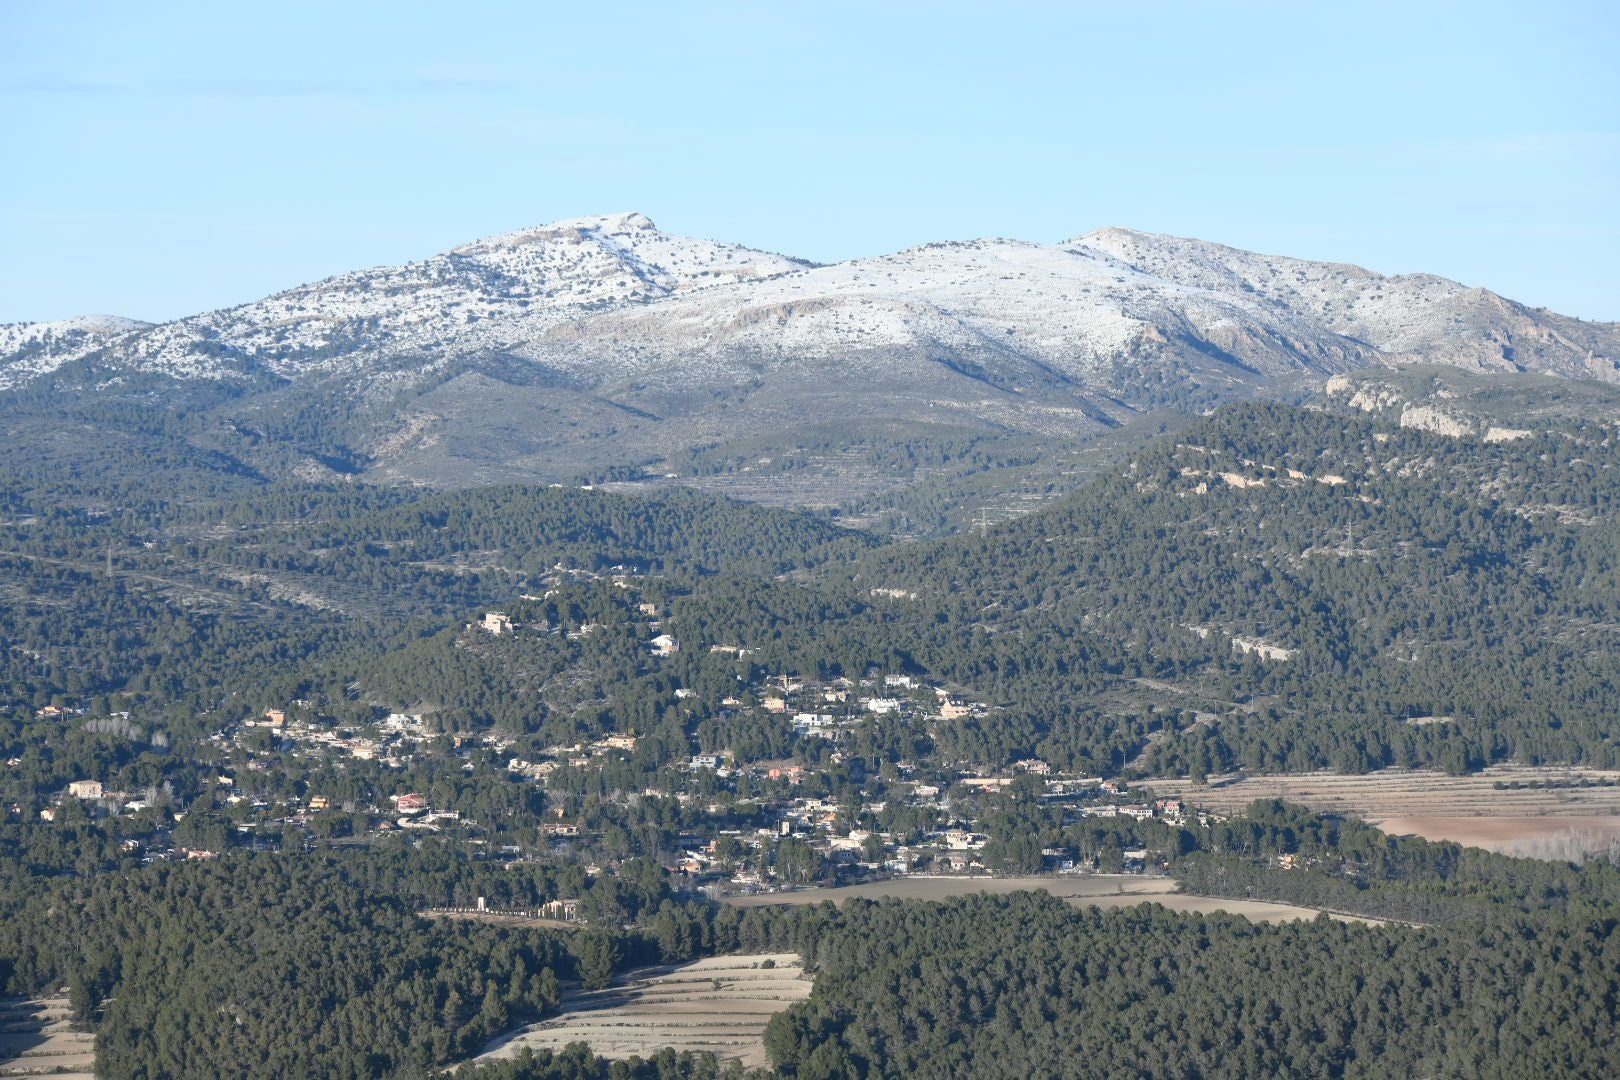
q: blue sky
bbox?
[2,1,1615,323]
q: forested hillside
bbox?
[832,402,1620,773]
[763,891,1619,1079]
[7,400,1620,790]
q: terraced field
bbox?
[472,953,809,1069]
[0,997,95,1079]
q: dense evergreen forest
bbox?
[762,891,1620,1079]
[4,804,1619,1077]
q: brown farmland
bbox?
[1143,766,1620,856]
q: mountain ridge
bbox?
[3,214,1615,502]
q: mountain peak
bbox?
[455,212,659,255]
[553,210,657,233]
[1070,225,1154,244]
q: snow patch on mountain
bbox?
[0,314,152,383]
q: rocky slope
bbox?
[1322,364,1620,440]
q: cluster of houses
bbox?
[225,707,442,767]
[524,753,1211,888]
[19,602,1228,894]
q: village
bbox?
[19,626,1222,905]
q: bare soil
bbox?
[1369,815,1620,857]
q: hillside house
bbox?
[793,713,839,739]
[481,611,513,635]
[67,780,103,800]
[541,898,580,921]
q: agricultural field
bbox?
[1144,767,1620,855]
[1369,816,1620,859]
[723,875,1381,923]
[472,954,809,1070]
[0,997,95,1080]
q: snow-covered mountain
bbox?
[1,212,809,387]
[1076,228,1614,381]
[4,213,1615,488]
